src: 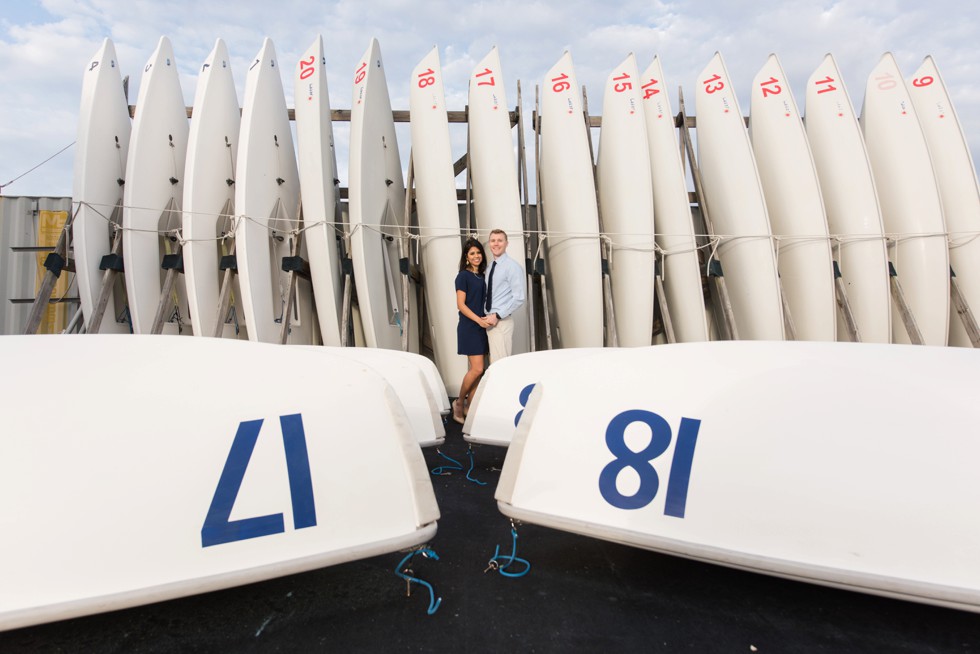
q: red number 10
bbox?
[875,73,897,90]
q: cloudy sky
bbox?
[1,0,978,198]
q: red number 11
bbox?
[813,75,836,94]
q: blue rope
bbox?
[487,527,531,578]
[430,449,463,476]
[394,548,442,615]
[466,446,487,486]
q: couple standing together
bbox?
[452,229,524,424]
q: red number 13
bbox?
[702,73,724,94]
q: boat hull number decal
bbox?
[202,414,317,547]
[599,410,701,518]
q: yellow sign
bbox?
[34,210,70,334]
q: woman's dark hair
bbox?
[458,238,487,274]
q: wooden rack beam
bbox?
[130,106,518,125]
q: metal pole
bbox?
[87,202,125,334]
[401,152,415,353]
[516,81,537,351]
[677,87,739,340]
[24,205,73,335]
[534,85,554,350]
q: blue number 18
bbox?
[598,409,700,518]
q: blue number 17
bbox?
[201,413,317,547]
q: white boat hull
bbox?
[908,56,980,348]
[122,36,190,335]
[235,38,315,345]
[467,47,531,355]
[497,341,980,613]
[71,38,131,334]
[323,346,446,447]
[183,38,242,340]
[348,39,418,352]
[750,54,836,341]
[642,57,709,343]
[695,53,783,340]
[463,347,606,447]
[860,53,949,346]
[0,335,438,632]
[539,52,603,347]
[805,54,892,344]
[596,54,655,347]
[295,36,345,346]
[410,47,469,393]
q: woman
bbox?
[453,238,491,424]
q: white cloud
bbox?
[1,0,979,199]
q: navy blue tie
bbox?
[485,261,496,313]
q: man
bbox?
[483,229,525,363]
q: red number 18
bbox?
[418,67,435,88]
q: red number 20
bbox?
[299,55,315,80]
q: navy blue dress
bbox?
[455,270,489,355]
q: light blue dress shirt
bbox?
[486,251,525,319]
